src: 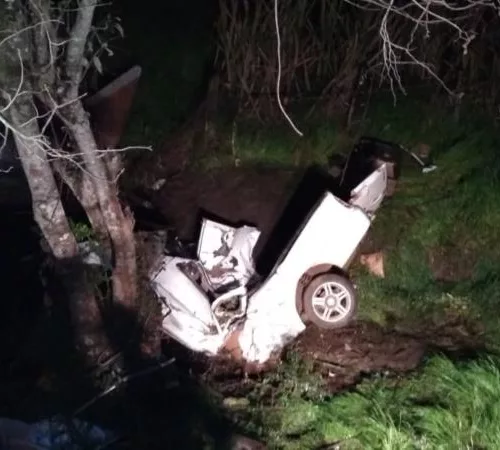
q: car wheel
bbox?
[302,273,357,329]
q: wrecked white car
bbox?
[149,138,399,363]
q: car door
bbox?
[349,163,388,215]
[151,256,218,329]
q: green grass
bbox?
[340,97,500,343]
[242,354,500,450]
[193,119,344,170]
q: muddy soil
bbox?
[166,321,425,396]
[163,319,484,398]
[152,167,300,243]
[293,320,484,393]
[293,322,425,392]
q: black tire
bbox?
[302,273,357,329]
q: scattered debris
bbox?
[414,142,431,160]
[152,178,166,191]
[359,251,385,278]
[400,142,437,174]
[230,434,268,450]
[149,139,399,363]
[78,241,110,268]
[223,397,251,410]
[84,65,142,150]
[0,416,115,449]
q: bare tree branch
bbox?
[64,0,98,100]
[342,0,492,94]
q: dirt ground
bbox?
[161,318,484,398]
[152,166,299,243]
[294,322,426,392]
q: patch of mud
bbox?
[428,244,478,282]
[161,340,260,398]
[168,319,486,398]
[293,322,425,392]
[393,317,486,355]
[292,319,484,393]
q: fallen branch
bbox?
[73,357,177,416]
[313,357,349,372]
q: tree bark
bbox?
[64,0,98,100]
[13,112,110,365]
[65,103,137,307]
[9,95,79,260]
[59,0,137,307]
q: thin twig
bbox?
[274,0,303,136]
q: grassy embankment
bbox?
[226,97,500,449]
[236,351,500,449]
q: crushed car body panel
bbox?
[150,192,373,362]
[349,163,387,215]
[238,192,371,362]
[151,256,223,354]
[149,154,392,363]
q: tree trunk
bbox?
[9,97,110,366]
[0,3,112,368]
[51,258,110,367]
[58,0,137,308]
[65,102,137,308]
[9,99,79,260]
